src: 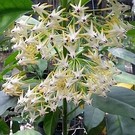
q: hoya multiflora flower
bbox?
[105,0,130,18]
[105,16,134,40]
[70,0,88,15]
[32,3,52,17]
[4,0,133,120]
[2,75,24,96]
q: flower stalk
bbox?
[62,98,68,135]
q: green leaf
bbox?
[43,109,60,135]
[81,0,90,5]
[0,91,17,115]
[0,0,32,33]
[4,51,18,67]
[12,121,20,133]
[127,29,135,36]
[84,104,105,131]
[71,0,89,5]
[106,114,135,135]
[109,48,135,65]
[128,21,135,26]
[67,101,83,121]
[60,0,67,6]
[88,119,106,135]
[60,0,70,8]
[116,59,126,72]
[92,86,135,119]
[0,118,10,134]
[13,129,42,135]
[37,59,48,74]
[115,71,135,84]
[24,79,41,88]
[0,74,3,81]
[16,15,39,25]
[1,63,18,75]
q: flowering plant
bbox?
[1,0,135,135]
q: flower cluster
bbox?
[2,75,24,96]
[2,0,133,121]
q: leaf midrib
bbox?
[117,116,124,135]
[107,95,135,116]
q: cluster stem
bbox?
[62,98,67,135]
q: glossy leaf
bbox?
[73,0,90,5]
[60,0,89,10]
[36,59,48,78]
[16,15,39,25]
[109,48,135,65]
[116,59,126,72]
[67,102,83,121]
[106,114,135,135]
[24,79,41,88]
[88,119,106,135]
[12,121,20,133]
[0,91,17,115]
[0,74,3,81]
[1,63,18,75]
[4,51,18,67]
[127,29,135,36]
[13,129,41,135]
[84,104,105,131]
[0,118,10,134]
[0,0,32,33]
[37,59,48,74]
[60,0,70,8]
[43,109,60,135]
[82,0,90,5]
[92,86,135,119]
[115,71,135,84]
